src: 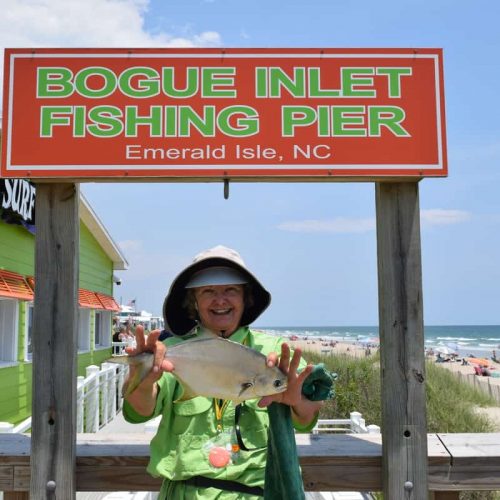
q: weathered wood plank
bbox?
[0,465,14,490]
[435,433,500,490]
[2,433,500,493]
[376,182,428,499]
[4,492,29,500]
[432,493,460,500]
[31,183,80,499]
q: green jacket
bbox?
[123,326,315,499]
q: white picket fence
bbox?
[312,411,380,434]
[0,360,128,434]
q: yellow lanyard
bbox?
[214,399,231,432]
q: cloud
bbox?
[0,0,222,48]
[278,209,472,233]
[277,217,376,234]
[420,209,471,226]
[0,0,222,111]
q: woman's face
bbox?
[193,284,245,337]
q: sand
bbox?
[289,338,375,359]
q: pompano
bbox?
[108,330,288,403]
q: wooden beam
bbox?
[4,493,29,500]
[4,433,500,493]
[31,183,79,499]
[375,182,428,499]
[432,493,460,500]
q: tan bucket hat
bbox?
[163,245,271,336]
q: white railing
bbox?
[312,411,380,434]
[0,361,128,434]
[112,341,134,355]
[142,412,380,437]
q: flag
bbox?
[127,299,136,307]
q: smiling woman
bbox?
[120,245,323,499]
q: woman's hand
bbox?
[126,325,174,379]
[258,343,322,426]
[123,325,174,416]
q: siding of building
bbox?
[0,219,118,424]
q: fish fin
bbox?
[121,355,154,398]
[122,368,143,398]
[196,326,219,339]
[174,382,198,402]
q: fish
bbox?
[107,329,288,402]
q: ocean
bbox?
[256,325,500,359]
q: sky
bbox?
[1,0,499,326]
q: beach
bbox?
[289,337,378,358]
[288,337,500,430]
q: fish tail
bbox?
[106,355,131,365]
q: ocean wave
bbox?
[436,337,476,341]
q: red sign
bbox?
[1,48,447,180]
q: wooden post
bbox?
[31,183,79,499]
[375,182,428,499]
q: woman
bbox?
[123,245,322,498]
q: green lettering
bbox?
[332,106,366,136]
[202,68,236,97]
[269,68,305,97]
[119,67,160,98]
[341,68,375,97]
[282,106,317,136]
[125,106,162,137]
[369,106,409,136]
[37,67,74,97]
[40,106,72,136]
[73,106,86,137]
[75,67,116,98]
[178,106,215,137]
[87,106,123,137]
[162,67,199,98]
[376,67,412,98]
[255,67,267,97]
[164,106,177,136]
[217,106,258,137]
[308,68,340,97]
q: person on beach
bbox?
[122,245,322,498]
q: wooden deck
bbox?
[1,432,500,498]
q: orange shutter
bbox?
[96,292,121,312]
[78,289,103,309]
[0,270,34,300]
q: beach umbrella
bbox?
[359,337,379,345]
[466,357,490,367]
[435,346,453,355]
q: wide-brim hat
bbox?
[163,245,271,336]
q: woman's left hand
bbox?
[258,342,313,408]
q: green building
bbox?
[0,180,127,424]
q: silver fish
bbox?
[108,330,288,403]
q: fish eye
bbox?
[241,382,253,390]
[273,379,283,388]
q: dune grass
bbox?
[306,350,496,432]
[304,350,499,500]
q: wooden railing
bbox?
[1,432,499,499]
